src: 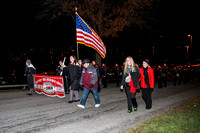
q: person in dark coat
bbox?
[68,55,81,103]
[101,63,107,88]
[162,63,168,87]
[92,60,102,92]
[121,56,140,113]
[25,59,36,95]
[114,63,122,87]
[56,60,70,94]
[156,65,163,88]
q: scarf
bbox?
[143,67,149,88]
[127,66,140,93]
[28,64,36,70]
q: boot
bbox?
[27,88,33,95]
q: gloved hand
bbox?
[120,85,123,92]
[89,84,94,88]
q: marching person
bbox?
[162,63,168,87]
[101,63,107,88]
[92,60,102,92]
[156,65,163,88]
[121,56,140,113]
[77,59,100,109]
[114,63,121,87]
[56,60,70,94]
[25,59,36,95]
[78,59,83,71]
[68,55,81,103]
[139,59,154,109]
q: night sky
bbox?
[3,0,195,65]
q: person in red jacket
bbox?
[139,59,154,109]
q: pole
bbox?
[185,46,189,59]
[75,7,79,60]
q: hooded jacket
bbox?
[80,64,98,90]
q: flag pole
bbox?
[75,7,79,60]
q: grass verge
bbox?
[125,96,200,133]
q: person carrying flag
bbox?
[120,56,140,113]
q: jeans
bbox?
[80,87,100,106]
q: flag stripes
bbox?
[76,12,106,58]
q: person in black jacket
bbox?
[120,56,140,113]
[114,63,122,87]
[92,60,102,92]
[25,59,36,95]
[68,55,82,103]
[56,60,70,94]
[101,63,107,88]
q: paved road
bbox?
[0,81,200,133]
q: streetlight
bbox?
[185,46,189,59]
[187,34,192,51]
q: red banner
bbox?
[34,74,65,98]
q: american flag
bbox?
[76,12,106,58]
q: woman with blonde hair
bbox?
[121,56,140,113]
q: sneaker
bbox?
[95,104,100,108]
[134,107,137,112]
[127,110,132,113]
[77,104,85,109]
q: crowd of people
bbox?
[25,55,200,113]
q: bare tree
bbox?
[36,0,160,63]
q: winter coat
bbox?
[68,64,81,90]
[121,66,140,93]
[56,65,69,77]
[25,64,36,89]
[80,64,98,90]
[139,67,154,89]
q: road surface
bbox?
[0,81,200,133]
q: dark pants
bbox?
[102,77,107,88]
[125,86,138,111]
[141,88,152,109]
[163,77,167,87]
[27,75,34,89]
[63,77,69,94]
[98,77,101,92]
[115,75,120,87]
[158,78,163,88]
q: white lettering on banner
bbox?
[34,74,65,98]
[35,79,42,84]
[34,84,64,91]
[56,81,63,87]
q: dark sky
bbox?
[4,0,195,64]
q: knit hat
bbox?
[82,59,90,64]
[26,59,31,65]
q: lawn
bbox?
[125,96,200,133]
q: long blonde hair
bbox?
[124,56,135,74]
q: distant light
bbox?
[187,34,191,37]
